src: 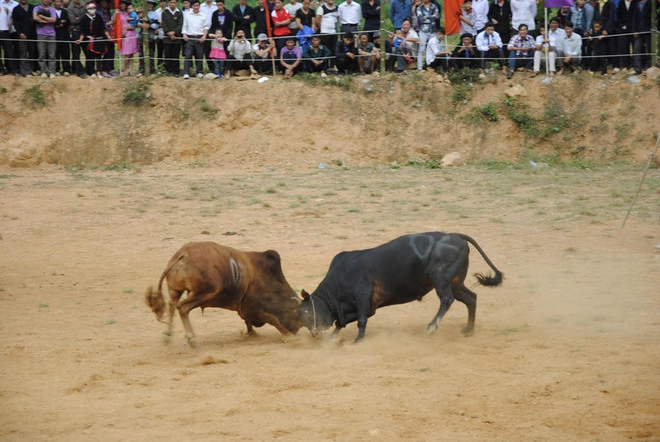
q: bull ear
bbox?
[301,290,310,300]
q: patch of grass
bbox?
[122,288,134,293]
[23,85,47,107]
[614,122,633,143]
[122,81,151,106]
[406,158,441,169]
[503,97,539,138]
[476,102,498,122]
[199,100,217,117]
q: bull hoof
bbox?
[162,329,173,343]
[427,322,438,334]
[186,337,197,349]
[461,327,474,337]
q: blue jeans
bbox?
[508,51,533,71]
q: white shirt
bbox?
[317,3,338,34]
[284,1,301,30]
[0,0,18,32]
[199,1,216,29]
[475,30,503,51]
[547,27,566,52]
[510,0,537,31]
[337,0,361,25]
[182,10,208,36]
[471,0,489,31]
[425,35,446,64]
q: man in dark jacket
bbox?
[66,0,86,77]
[630,0,651,74]
[12,0,36,76]
[161,0,183,75]
[53,0,70,74]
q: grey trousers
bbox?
[37,35,56,74]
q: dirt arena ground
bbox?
[1,162,659,440]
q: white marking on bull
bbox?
[229,257,241,288]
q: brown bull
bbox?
[145,241,302,347]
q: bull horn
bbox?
[301,289,310,300]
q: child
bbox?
[392,28,404,50]
[459,0,477,38]
[209,29,228,78]
[127,3,139,27]
[587,20,608,75]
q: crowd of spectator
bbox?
[0,0,657,79]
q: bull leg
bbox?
[177,296,200,348]
[251,311,291,340]
[453,285,477,336]
[164,287,183,342]
[354,292,372,343]
[245,320,258,336]
[427,285,455,334]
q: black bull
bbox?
[298,232,503,342]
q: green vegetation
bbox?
[122,80,151,106]
[22,85,46,107]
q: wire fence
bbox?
[0,29,658,73]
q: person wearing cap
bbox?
[279,34,301,76]
[76,2,111,78]
[451,32,478,70]
[361,0,380,41]
[252,32,275,74]
[161,0,183,75]
[334,30,356,74]
[67,0,88,77]
[33,0,58,78]
[181,0,208,78]
[302,33,331,72]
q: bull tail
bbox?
[453,233,503,287]
[145,253,183,323]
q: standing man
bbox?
[12,0,35,76]
[510,0,536,34]
[154,0,167,70]
[284,0,301,36]
[487,0,511,57]
[232,0,253,39]
[360,0,379,40]
[630,0,651,74]
[388,0,411,30]
[414,0,438,71]
[471,0,488,34]
[199,0,215,70]
[161,0,182,75]
[210,0,232,49]
[66,0,87,78]
[271,0,291,52]
[0,0,18,75]
[53,0,70,75]
[337,0,360,38]
[33,0,57,78]
[181,0,208,78]
[253,0,270,37]
[316,0,338,61]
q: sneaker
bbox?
[196,72,204,78]
[217,74,224,79]
[41,72,47,78]
[49,73,56,79]
[102,72,112,78]
[63,72,70,77]
[79,73,88,79]
[91,74,97,78]
[183,73,190,79]
[506,72,513,79]
[612,67,620,73]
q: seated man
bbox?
[532,24,556,76]
[451,32,479,70]
[252,33,276,74]
[557,21,581,75]
[425,27,450,73]
[279,35,302,76]
[356,32,377,74]
[475,21,505,73]
[506,23,535,78]
[335,31,357,74]
[303,33,332,73]
[227,29,253,75]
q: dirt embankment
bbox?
[1,69,659,169]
